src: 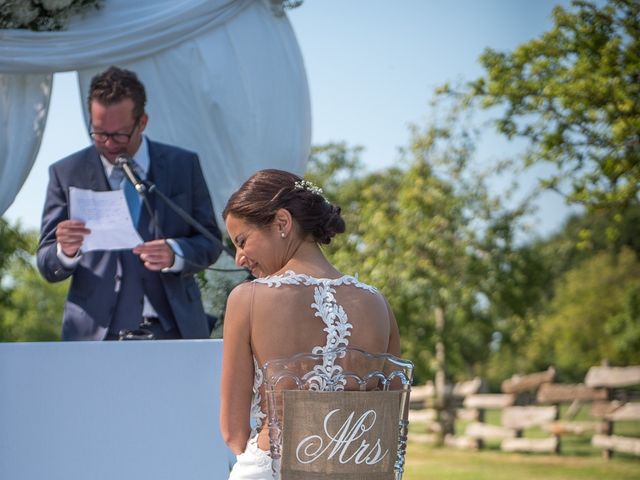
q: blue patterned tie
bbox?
[110,162,142,225]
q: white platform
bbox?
[0,340,232,479]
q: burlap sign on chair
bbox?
[281,390,402,480]
[263,347,413,480]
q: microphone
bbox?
[115,155,147,193]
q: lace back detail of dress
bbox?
[249,271,377,433]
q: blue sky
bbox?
[4,0,576,236]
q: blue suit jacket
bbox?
[37,140,222,340]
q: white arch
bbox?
[0,0,311,226]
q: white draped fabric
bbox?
[0,0,311,226]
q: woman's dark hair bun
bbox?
[311,203,345,244]
[223,169,345,244]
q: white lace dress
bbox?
[227,271,377,480]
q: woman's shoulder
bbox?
[227,280,255,306]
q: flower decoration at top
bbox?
[0,0,103,32]
[294,179,324,197]
[269,0,304,17]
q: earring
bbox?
[281,232,285,238]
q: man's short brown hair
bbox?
[88,66,147,120]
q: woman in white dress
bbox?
[220,169,401,479]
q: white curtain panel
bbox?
[0,73,52,216]
[0,0,311,226]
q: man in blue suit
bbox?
[37,66,222,340]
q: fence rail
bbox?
[409,364,640,459]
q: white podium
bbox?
[0,340,232,479]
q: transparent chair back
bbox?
[262,346,413,480]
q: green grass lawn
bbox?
[404,406,640,479]
[403,443,640,480]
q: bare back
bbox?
[250,271,397,366]
[239,270,399,450]
[220,268,401,455]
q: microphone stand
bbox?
[143,180,241,267]
[114,155,247,273]
[114,159,250,343]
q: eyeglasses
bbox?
[89,119,140,144]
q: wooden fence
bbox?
[408,364,640,458]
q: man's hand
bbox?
[133,240,175,271]
[56,220,90,257]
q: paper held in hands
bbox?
[69,187,143,252]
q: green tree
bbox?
[524,247,640,381]
[485,201,640,384]
[0,220,66,341]
[0,218,27,313]
[454,0,640,247]
[306,119,559,440]
[306,142,365,196]
[307,114,540,387]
